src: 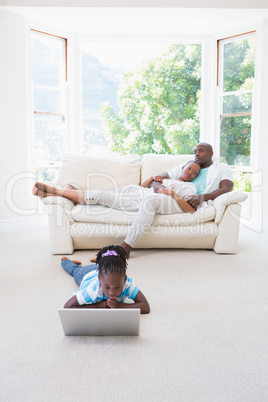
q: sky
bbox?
[81,40,175,71]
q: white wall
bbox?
[2,0,268,8]
[252,18,268,224]
[0,10,35,223]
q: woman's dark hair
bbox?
[96,245,128,276]
[185,160,201,170]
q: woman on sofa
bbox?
[32,160,201,257]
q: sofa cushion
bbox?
[141,154,194,183]
[57,153,141,190]
[71,204,216,226]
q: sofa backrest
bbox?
[57,152,204,190]
[141,154,193,183]
[57,154,141,190]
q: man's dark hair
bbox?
[96,245,128,276]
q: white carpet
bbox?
[1,222,268,402]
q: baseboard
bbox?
[0,215,48,233]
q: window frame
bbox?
[216,31,256,172]
[29,28,69,173]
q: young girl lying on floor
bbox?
[62,245,150,314]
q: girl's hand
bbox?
[107,297,120,309]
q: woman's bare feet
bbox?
[32,182,84,204]
[61,256,82,265]
[34,182,55,194]
[32,183,38,196]
[32,182,49,200]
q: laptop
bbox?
[58,308,140,336]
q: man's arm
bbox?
[155,172,170,181]
[106,291,150,314]
[187,179,234,208]
[141,176,156,188]
[64,295,107,309]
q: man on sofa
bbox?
[90,142,233,259]
[148,142,234,208]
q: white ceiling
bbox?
[1,6,268,35]
[1,0,268,7]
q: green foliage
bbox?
[220,116,251,166]
[34,167,60,185]
[223,38,255,92]
[220,37,255,168]
[232,171,252,192]
[101,44,201,155]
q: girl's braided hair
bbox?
[96,245,128,276]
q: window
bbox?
[217,32,256,171]
[217,32,256,192]
[30,30,68,183]
[81,39,202,155]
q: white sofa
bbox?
[43,153,248,255]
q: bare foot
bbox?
[32,183,49,200]
[32,183,38,196]
[90,251,99,263]
[34,182,48,192]
[34,182,59,195]
[61,256,81,265]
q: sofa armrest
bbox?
[42,196,75,254]
[213,190,248,224]
[42,196,75,218]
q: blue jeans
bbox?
[61,259,98,286]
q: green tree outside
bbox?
[101,43,202,155]
[220,37,255,167]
